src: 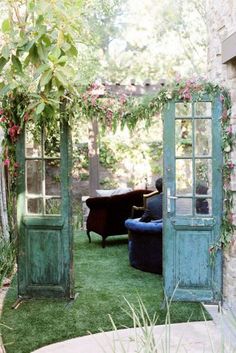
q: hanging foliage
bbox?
[0,77,235,251]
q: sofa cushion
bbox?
[125,218,163,234]
[96,187,132,197]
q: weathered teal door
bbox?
[16,120,73,298]
[163,97,222,302]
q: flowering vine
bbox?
[0,91,31,185]
[0,78,235,250]
[77,78,235,251]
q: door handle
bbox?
[167,188,178,213]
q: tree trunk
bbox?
[0,128,10,240]
[88,118,99,197]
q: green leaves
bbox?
[37,43,48,62]
[54,69,68,87]
[35,102,46,115]
[11,55,22,74]
[2,46,10,60]
[0,57,8,72]
[34,64,50,78]
[57,56,67,65]
[40,70,53,87]
[1,19,11,33]
[48,47,61,63]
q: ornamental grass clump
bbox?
[0,238,15,287]
[98,297,181,353]
[100,298,236,353]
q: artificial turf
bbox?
[1,231,210,353]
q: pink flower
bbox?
[222,110,228,121]
[227,161,234,169]
[0,116,6,122]
[4,159,10,167]
[8,124,21,142]
[175,74,181,83]
[91,95,98,106]
[14,162,19,169]
[90,82,100,90]
[82,93,88,102]
[106,109,113,119]
[186,80,192,87]
[226,125,232,135]
[24,112,30,122]
[119,94,127,105]
[182,88,192,100]
[0,109,4,115]
[220,94,225,102]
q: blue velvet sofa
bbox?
[86,189,153,247]
[125,218,163,274]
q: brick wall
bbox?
[207,0,236,307]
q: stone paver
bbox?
[31,321,224,353]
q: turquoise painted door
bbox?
[16,120,73,298]
[163,97,223,302]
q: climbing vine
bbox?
[0,77,235,250]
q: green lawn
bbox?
[1,231,210,353]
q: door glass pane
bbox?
[176,198,192,215]
[25,123,41,157]
[176,159,193,195]
[26,160,42,194]
[44,124,60,158]
[27,198,43,214]
[46,198,61,215]
[195,119,212,156]
[175,103,192,118]
[176,120,192,157]
[195,159,212,196]
[195,198,212,215]
[194,102,211,117]
[45,160,61,196]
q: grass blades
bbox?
[1,231,209,353]
[0,238,15,287]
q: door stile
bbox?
[211,96,223,299]
[163,101,176,297]
[16,132,27,296]
[60,120,74,298]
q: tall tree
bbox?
[94,0,207,82]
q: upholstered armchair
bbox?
[125,191,163,274]
[86,189,153,247]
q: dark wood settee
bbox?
[86,189,153,247]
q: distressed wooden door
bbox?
[16,120,73,298]
[163,96,223,302]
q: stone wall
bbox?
[207,0,236,307]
